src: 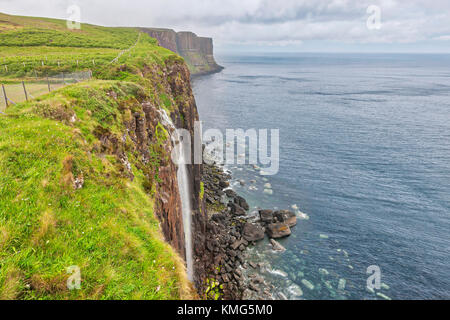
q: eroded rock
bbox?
[266,223,291,239]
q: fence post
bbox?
[62,72,65,84]
[2,84,9,108]
[47,76,51,92]
[34,69,38,79]
[22,81,28,101]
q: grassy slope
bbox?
[0,13,193,300]
[0,12,138,78]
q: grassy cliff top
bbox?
[0,12,138,49]
[0,13,193,300]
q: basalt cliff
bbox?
[141,28,224,76]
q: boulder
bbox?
[225,189,237,198]
[270,239,286,252]
[219,180,230,189]
[259,209,274,223]
[242,223,265,242]
[266,223,291,239]
[234,196,249,211]
[228,202,246,216]
[274,210,297,227]
[230,239,244,250]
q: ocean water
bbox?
[192,53,450,300]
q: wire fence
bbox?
[0,71,91,112]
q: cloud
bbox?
[1,0,450,51]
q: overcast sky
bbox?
[2,0,450,53]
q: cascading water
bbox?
[158,110,194,281]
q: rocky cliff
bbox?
[0,12,228,299]
[141,28,223,76]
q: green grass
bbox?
[0,81,192,300]
[0,12,195,300]
[0,12,138,49]
[0,12,140,78]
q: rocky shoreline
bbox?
[200,161,299,300]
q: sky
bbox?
[2,0,450,53]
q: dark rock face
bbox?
[228,202,246,216]
[113,60,197,260]
[225,189,237,198]
[266,223,292,239]
[259,210,274,223]
[274,210,297,227]
[242,223,265,242]
[140,28,224,76]
[140,28,178,53]
[234,196,249,211]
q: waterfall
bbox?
[158,109,194,281]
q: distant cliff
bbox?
[141,28,223,76]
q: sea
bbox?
[192,53,450,300]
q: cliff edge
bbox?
[141,28,224,76]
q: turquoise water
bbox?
[193,53,450,299]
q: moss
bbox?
[199,182,205,201]
[155,122,169,144]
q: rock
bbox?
[301,279,315,290]
[264,183,272,189]
[250,180,256,184]
[234,196,249,211]
[278,292,288,300]
[228,202,246,216]
[270,269,288,278]
[274,210,297,227]
[74,175,84,190]
[324,281,333,291]
[259,209,274,223]
[266,223,291,239]
[249,282,259,292]
[338,278,346,290]
[318,268,329,276]
[219,180,230,189]
[242,223,265,242]
[228,250,237,258]
[242,289,253,299]
[230,239,244,250]
[249,261,257,269]
[263,189,273,195]
[270,239,286,252]
[225,189,237,198]
[288,284,303,297]
[222,274,230,283]
[239,180,246,186]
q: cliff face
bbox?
[137,57,210,291]
[141,28,223,76]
